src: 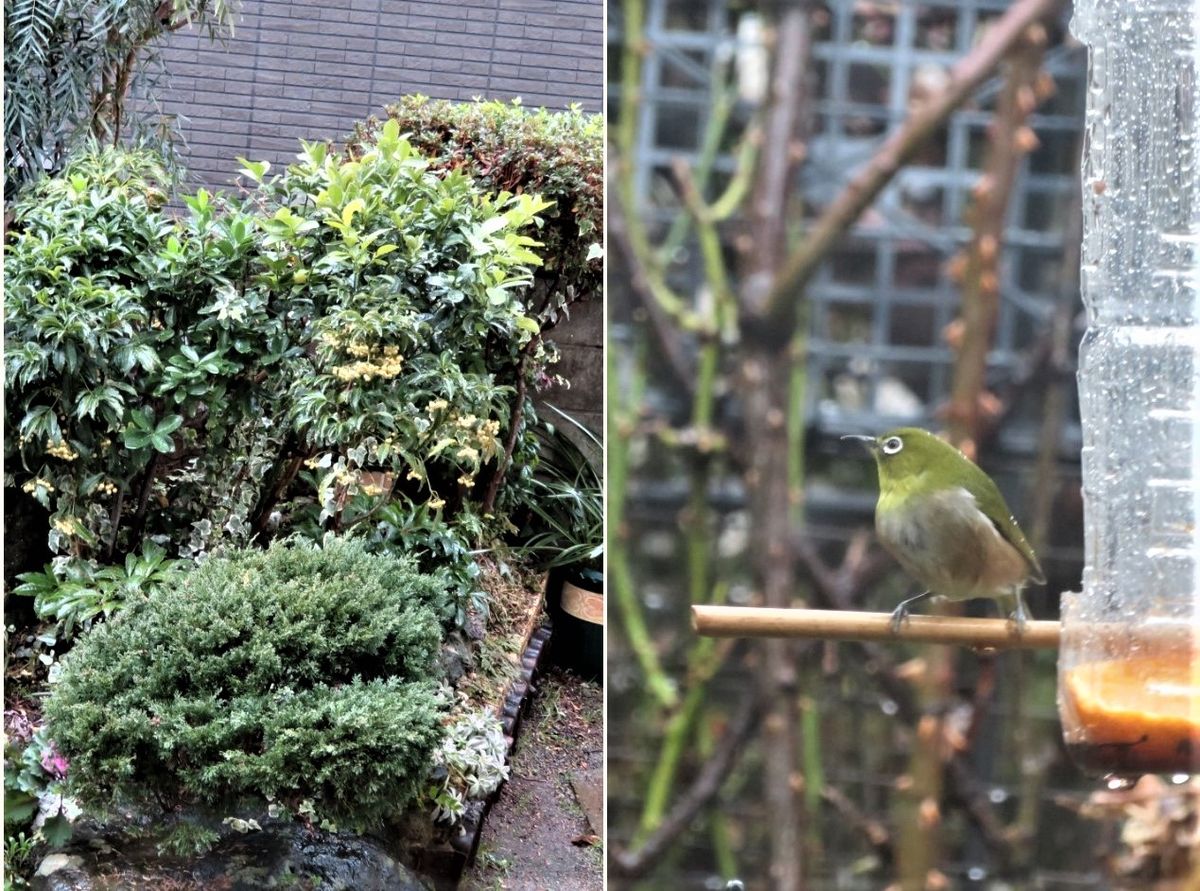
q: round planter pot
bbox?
[545,567,603,682]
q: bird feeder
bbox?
[1057,0,1200,777]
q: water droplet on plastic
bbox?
[1171,773,1190,784]
[880,698,898,716]
[967,866,987,881]
[1104,774,1137,791]
[988,787,1008,804]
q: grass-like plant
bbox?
[519,408,603,575]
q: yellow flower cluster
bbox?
[22,478,55,494]
[96,480,119,496]
[424,410,505,474]
[448,414,502,462]
[406,468,424,482]
[331,354,403,383]
[46,440,79,461]
[361,483,384,497]
[476,419,501,454]
[427,495,446,510]
[303,456,324,469]
[458,474,475,489]
[52,517,79,535]
[342,343,400,359]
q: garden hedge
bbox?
[44,538,448,829]
[348,96,603,329]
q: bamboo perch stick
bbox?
[692,606,1060,649]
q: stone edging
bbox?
[446,623,553,874]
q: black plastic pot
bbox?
[544,565,603,682]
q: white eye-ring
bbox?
[881,436,903,455]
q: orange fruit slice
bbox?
[1062,654,1200,775]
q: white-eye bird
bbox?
[843,427,1045,632]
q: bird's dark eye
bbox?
[881,436,903,455]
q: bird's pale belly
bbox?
[875,487,1030,600]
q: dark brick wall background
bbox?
[159,0,603,193]
[158,0,604,435]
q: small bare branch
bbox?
[611,690,764,878]
[759,0,1066,335]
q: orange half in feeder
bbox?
[1061,649,1200,776]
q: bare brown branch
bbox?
[742,3,814,313]
[610,689,764,878]
[734,9,820,885]
[759,0,1066,334]
[481,340,534,514]
[608,195,697,396]
[822,784,894,864]
[947,27,1049,446]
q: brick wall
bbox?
[159,0,603,192]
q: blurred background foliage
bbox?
[606,1,1193,888]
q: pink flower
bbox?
[40,742,68,778]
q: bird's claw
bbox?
[890,591,931,633]
[1008,591,1030,636]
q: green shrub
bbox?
[44,539,449,830]
[5,129,556,580]
[13,542,185,638]
[361,496,486,628]
[349,96,603,329]
[257,123,553,522]
[4,146,284,563]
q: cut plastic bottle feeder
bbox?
[1058,0,1200,778]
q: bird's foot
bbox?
[890,591,932,633]
[1008,591,1030,636]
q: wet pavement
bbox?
[461,667,603,891]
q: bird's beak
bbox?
[841,434,878,452]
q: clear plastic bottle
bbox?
[1060,0,1200,776]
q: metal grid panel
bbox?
[615,0,1085,448]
